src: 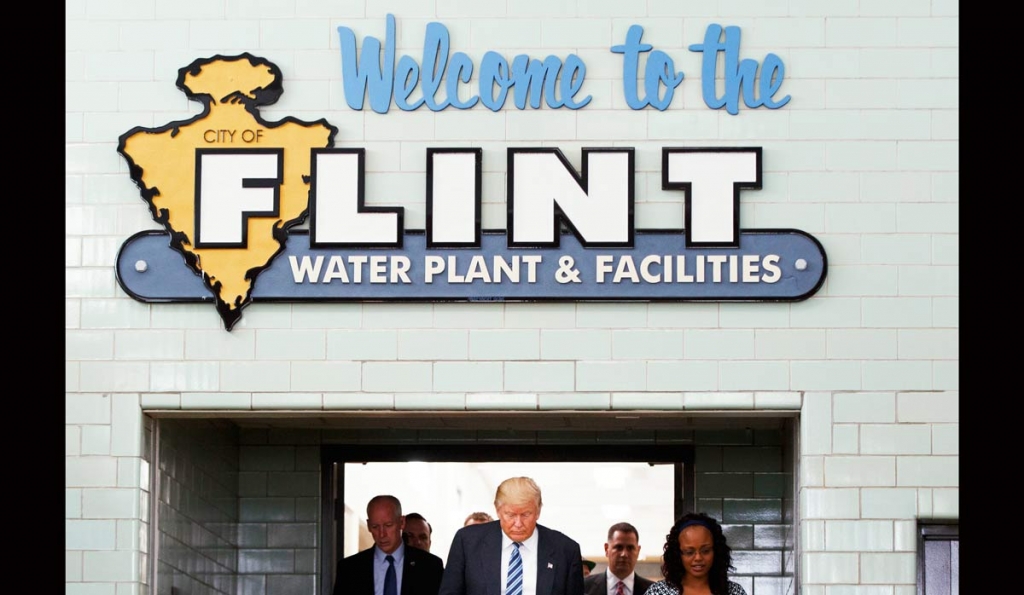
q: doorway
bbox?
[321,442,696,594]
[146,412,798,595]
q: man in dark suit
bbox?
[583,522,653,595]
[403,512,433,552]
[333,495,444,595]
[439,476,584,595]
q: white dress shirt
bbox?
[373,543,405,595]
[607,570,636,595]
[500,529,539,595]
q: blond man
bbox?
[440,477,584,595]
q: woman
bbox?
[645,512,747,595]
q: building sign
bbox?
[336,15,790,115]
[116,24,825,332]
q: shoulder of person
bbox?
[726,580,748,595]
[352,547,376,559]
[536,524,579,545]
[414,549,445,569]
[465,520,497,531]
[456,520,497,540]
[338,547,372,566]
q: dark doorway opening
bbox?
[320,443,696,595]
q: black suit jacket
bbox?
[583,571,654,595]
[439,520,584,595]
[334,544,445,595]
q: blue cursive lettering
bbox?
[336,14,589,112]
[688,24,791,115]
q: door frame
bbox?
[319,442,696,595]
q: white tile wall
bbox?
[434,362,504,392]
[860,553,915,584]
[67,1,958,591]
[326,392,396,409]
[833,392,895,423]
[465,392,538,409]
[577,361,647,391]
[861,362,932,391]
[896,456,958,487]
[255,329,327,360]
[398,329,468,360]
[67,426,82,456]
[824,520,893,552]
[802,552,859,584]
[931,488,958,517]
[541,330,612,360]
[327,330,398,360]
[612,330,684,360]
[719,362,790,391]
[859,424,931,455]
[931,424,958,455]
[504,362,574,391]
[470,330,540,360]
[685,391,754,409]
[824,267,897,297]
[756,330,827,360]
[825,587,894,595]
[150,362,220,392]
[897,391,958,422]
[831,425,858,455]
[81,426,112,455]
[801,456,824,487]
[252,392,324,409]
[82,488,140,519]
[824,456,896,487]
[220,362,290,392]
[792,362,862,391]
[181,392,253,409]
[685,330,755,359]
[802,488,860,520]
[647,361,719,391]
[397,393,477,413]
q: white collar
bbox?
[501,526,540,551]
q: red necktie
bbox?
[615,581,626,595]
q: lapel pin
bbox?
[410,561,416,566]
[547,563,554,569]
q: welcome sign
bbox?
[336,15,790,115]
[115,17,827,331]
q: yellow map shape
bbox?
[119,54,336,330]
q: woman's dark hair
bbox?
[661,512,734,594]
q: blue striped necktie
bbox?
[506,542,523,595]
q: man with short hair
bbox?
[404,512,434,552]
[583,522,653,595]
[333,495,444,595]
[440,476,584,595]
[463,511,493,526]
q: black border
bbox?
[916,520,958,595]
[426,148,483,248]
[309,148,405,248]
[507,148,636,249]
[115,227,828,305]
[661,147,762,249]
[194,148,283,248]
[319,443,695,595]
